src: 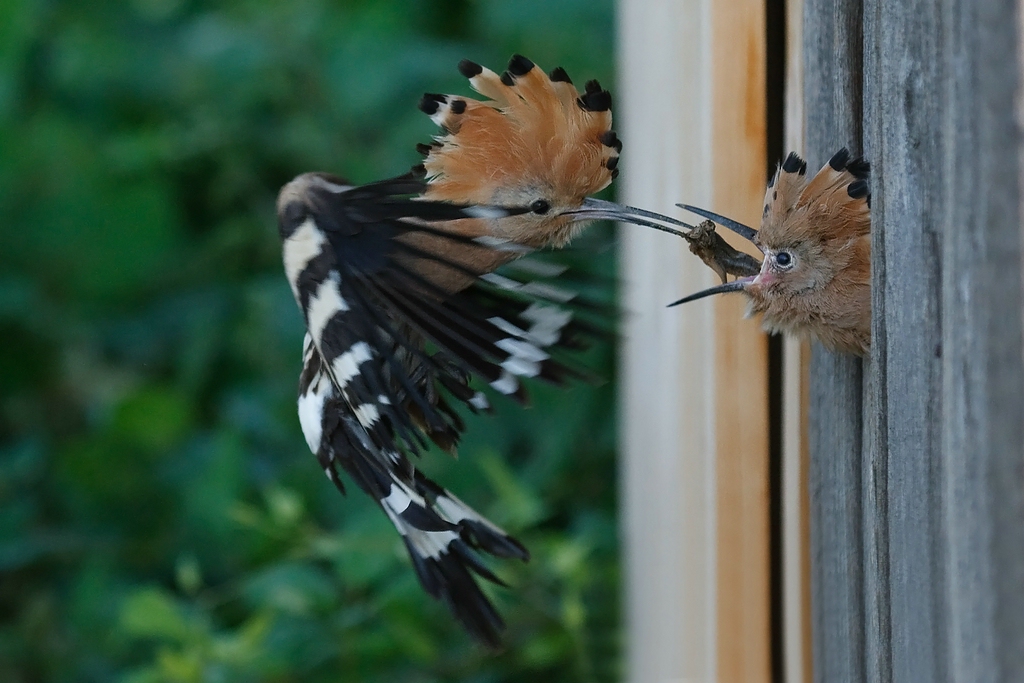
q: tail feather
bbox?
[380,468,527,648]
[403,536,507,648]
[303,360,529,647]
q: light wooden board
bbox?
[782,2,811,681]
[710,2,772,682]
[618,1,719,679]
[618,0,772,681]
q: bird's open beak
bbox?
[564,197,696,238]
[663,204,764,307]
[665,275,755,307]
[676,204,763,253]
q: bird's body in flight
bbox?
[276,55,689,647]
[672,149,872,356]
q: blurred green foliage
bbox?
[0,0,620,681]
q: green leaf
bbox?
[242,563,337,616]
[112,386,194,452]
[119,588,195,643]
[474,451,547,528]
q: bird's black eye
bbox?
[774,250,794,269]
[530,199,551,215]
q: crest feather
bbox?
[760,149,871,246]
[420,55,618,207]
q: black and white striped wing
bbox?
[277,172,605,647]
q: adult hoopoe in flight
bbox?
[276,54,690,647]
[669,149,872,356]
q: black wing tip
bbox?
[461,519,530,562]
[404,538,510,649]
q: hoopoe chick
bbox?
[276,55,689,649]
[669,149,872,356]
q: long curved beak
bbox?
[564,197,696,238]
[666,276,754,307]
[676,203,762,252]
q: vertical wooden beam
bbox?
[618,1,718,681]
[619,1,772,681]
[862,0,947,681]
[941,0,1024,679]
[807,0,1024,680]
[783,343,812,683]
[1020,0,1024,322]
[710,2,772,682]
[802,2,870,682]
[858,2,894,682]
[781,1,812,682]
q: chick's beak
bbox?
[665,276,755,307]
[676,204,763,252]
[664,204,766,307]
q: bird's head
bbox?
[416,54,689,248]
[670,149,871,317]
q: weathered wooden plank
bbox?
[857,7,894,680]
[802,1,871,682]
[804,0,1024,680]
[863,0,948,680]
[805,353,864,682]
[941,0,1024,680]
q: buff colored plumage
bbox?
[418,55,620,248]
[672,149,872,356]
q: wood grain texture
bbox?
[711,1,772,681]
[802,2,869,682]
[617,1,719,681]
[782,1,811,679]
[941,0,1024,679]
[782,337,812,683]
[863,0,947,680]
[806,0,1024,681]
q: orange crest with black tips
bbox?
[758,149,871,249]
[748,149,872,355]
[415,54,620,247]
[671,149,873,356]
